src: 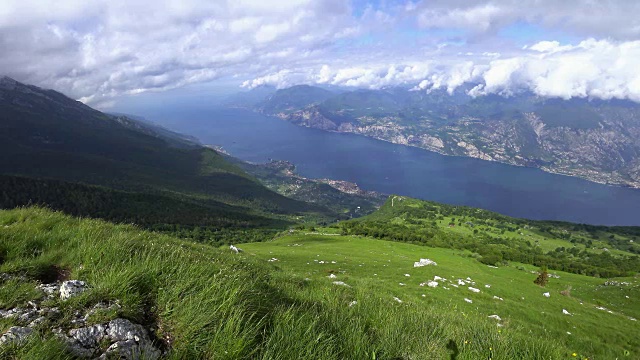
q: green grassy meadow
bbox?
[240,232,640,360]
[2,207,628,359]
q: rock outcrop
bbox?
[0,277,162,359]
[60,318,161,359]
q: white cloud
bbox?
[0,0,358,103]
[470,39,640,101]
[248,38,640,103]
[2,0,640,105]
[410,0,640,40]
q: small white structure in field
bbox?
[485,284,491,288]
[427,281,439,288]
[433,275,443,281]
[405,274,411,277]
[457,279,465,286]
[267,258,278,262]
[413,258,437,267]
[393,297,403,303]
[543,292,550,298]
[488,315,502,321]
[229,245,242,253]
[348,301,357,307]
[328,274,337,279]
[464,298,473,303]
[562,309,572,315]
[493,296,504,301]
[333,281,350,287]
[468,287,480,293]
[399,283,406,286]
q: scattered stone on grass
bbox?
[61,318,162,359]
[0,327,33,346]
[60,280,88,300]
[413,258,437,267]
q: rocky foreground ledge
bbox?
[0,277,162,359]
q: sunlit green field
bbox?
[241,232,640,359]
[0,207,637,359]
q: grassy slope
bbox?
[1,207,572,359]
[368,197,640,254]
[240,232,639,360]
[341,197,640,277]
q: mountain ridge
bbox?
[240,85,640,188]
[0,78,363,237]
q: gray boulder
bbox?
[62,318,161,359]
[69,324,106,348]
[0,326,33,346]
[60,280,88,300]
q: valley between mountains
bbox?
[229,84,640,188]
[0,77,638,359]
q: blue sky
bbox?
[1,0,640,107]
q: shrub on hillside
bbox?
[534,266,549,287]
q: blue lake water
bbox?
[133,107,640,226]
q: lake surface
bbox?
[135,107,640,226]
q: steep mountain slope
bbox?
[0,207,609,359]
[0,77,338,231]
[249,85,640,187]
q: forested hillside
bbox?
[340,196,640,277]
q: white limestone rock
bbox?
[62,318,161,359]
[69,324,107,349]
[60,280,88,300]
[100,339,161,360]
[0,326,33,346]
[413,258,437,267]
